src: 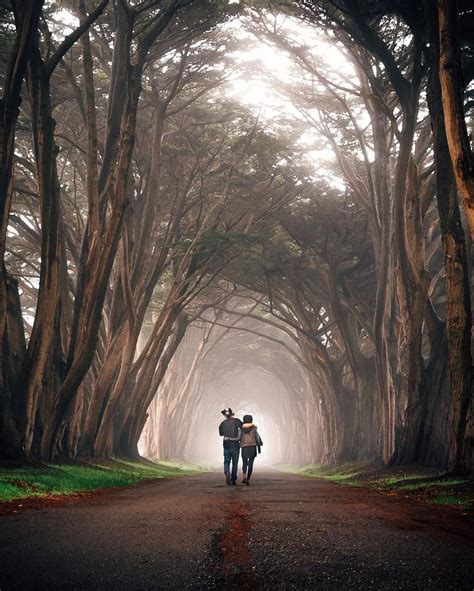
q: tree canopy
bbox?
[0,0,472,474]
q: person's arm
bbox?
[256,430,263,452]
[219,422,224,437]
[225,418,242,441]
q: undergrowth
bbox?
[0,459,202,503]
[431,493,471,509]
[278,463,366,485]
[277,463,472,509]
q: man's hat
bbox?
[221,407,233,417]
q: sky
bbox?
[221,14,361,181]
[51,5,356,178]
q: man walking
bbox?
[219,408,242,485]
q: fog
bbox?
[139,310,319,468]
[182,371,286,466]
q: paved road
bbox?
[0,470,472,590]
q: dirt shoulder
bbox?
[0,458,202,515]
[277,462,474,514]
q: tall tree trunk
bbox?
[0,0,43,458]
[112,311,187,458]
[438,0,474,239]
[392,152,430,464]
[299,338,350,465]
[370,98,398,466]
[427,0,473,473]
[326,270,377,459]
[16,39,63,456]
[51,2,181,457]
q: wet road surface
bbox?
[0,470,472,590]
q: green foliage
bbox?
[371,475,467,491]
[197,230,260,255]
[277,464,472,508]
[0,460,202,502]
[432,494,471,509]
[277,463,365,485]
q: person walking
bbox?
[239,414,263,485]
[219,408,242,485]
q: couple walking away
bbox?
[219,407,263,486]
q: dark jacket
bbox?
[219,417,243,448]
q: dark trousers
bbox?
[242,456,255,480]
[223,445,239,482]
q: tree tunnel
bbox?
[139,311,323,467]
[1,0,472,476]
[136,266,458,470]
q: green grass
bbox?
[374,476,466,491]
[277,463,472,509]
[277,463,366,485]
[431,493,471,509]
[0,459,203,503]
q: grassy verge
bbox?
[276,463,473,509]
[0,459,203,503]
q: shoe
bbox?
[225,473,230,485]
[242,478,247,484]
[246,480,250,486]
[231,480,237,485]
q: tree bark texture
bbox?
[438,0,474,240]
[428,0,473,473]
[0,0,43,458]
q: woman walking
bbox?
[239,414,263,485]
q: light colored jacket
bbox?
[239,423,263,449]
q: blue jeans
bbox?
[223,445,240,482]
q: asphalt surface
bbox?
[0,470,472,590]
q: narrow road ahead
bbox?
[0,471,472,590]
